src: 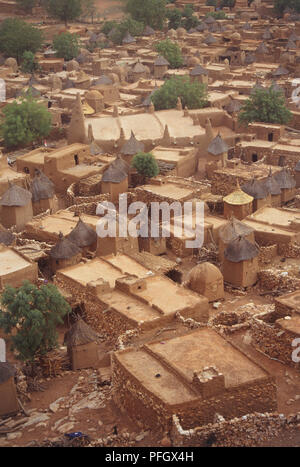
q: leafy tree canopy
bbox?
[274,0,300,15]
[45,0,82,26]
[151,75,208,110]
[155,39,183,68]
[126,0,167,30]
[21,51,40,74]
[16,0,36,12]
[0,93,52,149]
[132,152,160,179]
[0,281,70,362]
[238,86,292,126]
[53,32,80,60]
[0,18,43,63]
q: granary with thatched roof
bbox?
[274,168,296,204]
[31,169,57,216]
[154,56,169,79]
[49,232,82,273]
[0,224,15,247]
[223,182,254,221]
[223,236,260,288]
[67,218,97,252]
[64,319,99,371]
[189,64,209,84]
[0,362,19,417]
[207,133,229,168]
[242,178,272,212]
[101,156,129,202]
[120,131,145,163]
[218,217,255,262]
[0,183,33,231]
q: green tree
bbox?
[0,93,52,149]
[0,281,70,362]
[46,0,82,26]
[53,32,80,60]
[166,8,182,29]
[0,18,43,63]
[105,17,144,45]
[101,20,118,35]
[238,86,292,126]
[151,75,208,110]
[81,0,97,23]
[126,0,167,30]
[273,0,300,15]
[155,39,183,68]
[132,152,159,180]
[16,0,36,12]
[206,11,228,19]
[21,51,40,74]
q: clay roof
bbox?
[143,25,155,36]
[188,262,222,291]
[0,224,14,246]
[154,55,169,66]
[223,188,253,206]
[0,362,16,384]
[242,178,269,200]
[264,169,281,195]
[31,170,55,202]
[0,183,32,207]
[122,32,136,44]
[274,169,296,189]
[67,218,97,248]
[50,232,81,260]
[224,236,259,263]
[207,134,229,155]
[120,131,145,155]
[219,217,254,243]
[190,64,208,76]
[64,319,98,347]
[272,65,289,77]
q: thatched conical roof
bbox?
[242,178,270,200]
[50,232,81,260]
[190,64,208,76]
[143,25,155,36]
[122,32,136,44]
[64,319,98,347]
[154,55,169,66]
[274,169,296,189]
[207,133,229,155]
[121,131,145,155]
[264,169,281,195]
[67,218,97,248]
[0,362,16,384]
[0,183,32,207]
[219,217,254,244]
[224,236,259,263]
[31,170,55,202]
[102,159,128,183]
[224,99,242,114]
[0,224,15,246]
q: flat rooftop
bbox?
[277,316,300,335]
[248,207,300,230]
[275,290,300,314]
[214,163,282,180]
[0,247,31,275]
[141,183,193,200]
[116,328,268,406]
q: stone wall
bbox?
[250,315,299,368]
[171,412,300,447]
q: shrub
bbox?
[151,75,208,110]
